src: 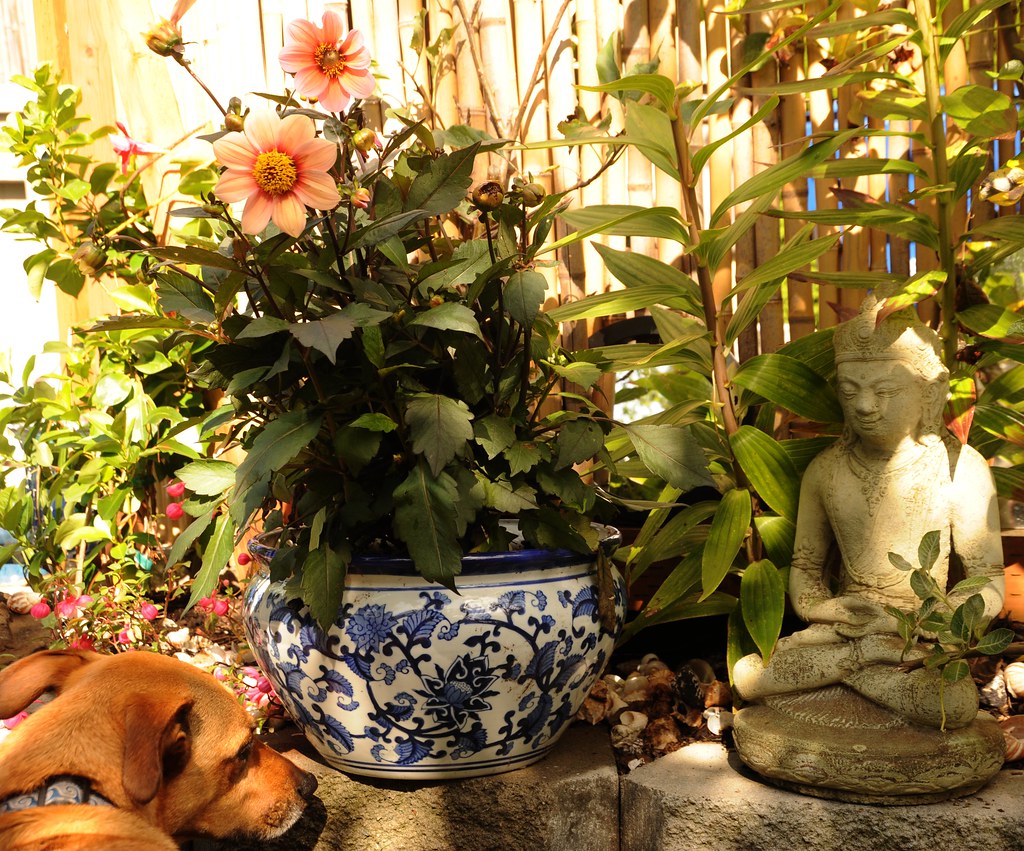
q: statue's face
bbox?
[836,361,923,448]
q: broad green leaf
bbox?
[301,544,348,628]
[624,424,714,491]
[347,209,431,249]
[975,627,1015,655]
[993,466,1024,501]
[404,142,480,214]
[187,512,235,609]
[943,0,1010,60]
[235,316,290,339]
[732,354,843,423]
[726,603,759,684]
[728,233,839,297]
[621,589,736,642]
[417,240,491,293]
[504,441,544,475]
[165,509,216,568]
[950,593,986,641]
[808,157,926,180]
[730,426,800,521]
[555,419,605,469]
[147,245,245,272]
[108,285,156,314]
[408,302,484,339]
[957,305,1024,341]
[624,101,679,179]
[551,205,689,251]
[637,550,702,618]
[942,659,970,684]
[473,415,516,459]
[546,281,700,322]
[504,270,548,325]
[24,249,56,300]
[856,88,928,122]
[155,273,216,322]
[290,314,356,363]
[393,463,462,589]
[93,373,133,408]
[741,559,785,662]
[942,85,1016,138]
[910,567,941,601]
[630,501,717,576]
[754,515,795,569]
[950,575,996,596]
[334,425,381,474]
[235,410,323,496]
[701,488,751,600]
[876,270,945,316]
[888,552,915,572]
[405,393,474,476]
[177,459,236,496]
[482,478,537,513]
[547,361,603,389]
[577,73,677,113]
[726,278,782,348]
[593,242,702,315]
[918,529,941,571]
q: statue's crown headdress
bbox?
[833,296,946,379]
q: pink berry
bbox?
[29,601,51,619]
[166,481,186,499]
[139,602,160,621]
[166,502,184,520]
[237,552,251,566]
[213,599,229,617]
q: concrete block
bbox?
[203,723,619,851]
[621,741,1024,851]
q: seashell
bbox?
[703,679,732,709]
[980,670,1010,714]
[7,590,41,615]
[602,673,625,693]
[610,724,640,748]
[164,627,194,650]
[623,674,649,697]
[639,659,670,675]
[640,652,661,667]
[606,689,629,719]
[618,710,649,734]
[643,716,684,755]
[576,682,610,725]
[1000,716,1024,762]
[1005,661,1024,699]
[703,707,734,736]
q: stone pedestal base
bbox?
[733,685,1005,804]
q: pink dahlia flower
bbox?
[278,14,374,113]
[213,109,340,237]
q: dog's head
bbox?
[0,649,317,841]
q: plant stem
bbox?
[915,0,958,367]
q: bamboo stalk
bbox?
[477,0,516,135]
[427,0,458,128]
[705,0,733,308]
[623,0,656,260]
[966,5,995,228]
[576,0,608,293]
[596,0,627,258]
[649,0,684,266]
[889,121,912,277]
[397,0,427,114]
[451,1,488,184]
[807,36,838,328]
[943,0,969,242]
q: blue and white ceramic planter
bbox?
[242,528,626,779]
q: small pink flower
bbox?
[197,594,230,617]
[166,502,184,520]
[279,15,374,113]
[213,598,229,617]
[351,186,371,209]
[117,629,132,644]
[139,602,160,621]
[2,712,28,730]
[213,109,340,237]
[55,595,87,618]
[69,636,94,651]
[29,601,51,619]
[110,122,164,174]
[213,666,229,681]
[237,552,251,566]
[166,481,186,499]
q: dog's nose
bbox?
[297,770,318,800]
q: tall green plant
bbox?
[549,0,1024,658]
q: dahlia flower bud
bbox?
[472,182,504,212]
[353,128,377,153]
[521,182,546,207]
[73,241,107,276]
[144,19,185,61]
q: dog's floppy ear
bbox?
[122,695,194,805]
[0,649,100,718]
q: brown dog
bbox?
[0,649,317,850]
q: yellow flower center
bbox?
[315,43,344,77]
[252,150,297,196]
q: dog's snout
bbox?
[297,770,318,800]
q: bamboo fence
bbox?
[13,0,1020,360]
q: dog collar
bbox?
[0,775,114,813]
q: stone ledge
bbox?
[621,741,1024,851]
[200,724,619,851]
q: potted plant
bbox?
[120,8,700,779]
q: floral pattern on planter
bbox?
[243,546,625,779]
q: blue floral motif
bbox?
[243,552,625,778]
[345,604,399,654]
[417,654,498,728]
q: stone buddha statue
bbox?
[731,297,1007,803]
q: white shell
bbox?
[623,674,649,696]
[6,590,41,615]
[1004,661,1024,698]
[618,710,649,733]
[602,674,625,692]
[704,707,734,736]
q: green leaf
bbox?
[177,459,236,496]
[942,659,970,684]
[592,242,702,315]
[754,515,795,569]
[405,393,474,476]
[235,410,323,498]
[301,545,348,628]
[577,73,677,113]
[957,305,1024,342]
[950,593,986,642]
[732,354,843,423]
[623,101,679,179]
[553,205,689,251]
[692,95,779,177]
[347,209,431,249]
[547,361,603,389]
[24,249,56,300]
[546,280,703,322]
[147,245,244,272]
[165,509,215,568]
[701,488,751,600]
[393,462,462,588]
[235,316,290,339]
[505,441,544,475]
[888,552,915,572]
[975,627,1015,655]
[155,273,216,322]
[408,302,484,339]
[405,142,480,214]
[482,478,538,513]
[728,234,840,298]
[856,87,928,122]
[950,575,996,596]
[289,314,356,363]
[93,373,133,407]
[918,530,941,571]
[942,84,1016,139]
[504,270,548,325]
[910,568,941,601]
[624,424,714,491]
[729,426,800,521]
[741,559,785,662]
[350,413,398,432]
[187,512,235,609]
[474,415,516,459]
[555,420,605,469]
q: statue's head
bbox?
[833,296,949,445]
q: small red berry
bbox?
[237,552,251,566]
[166,502,184,520]
[140,602,160,621]
[166,481,186,499]
[30,601,51,619]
